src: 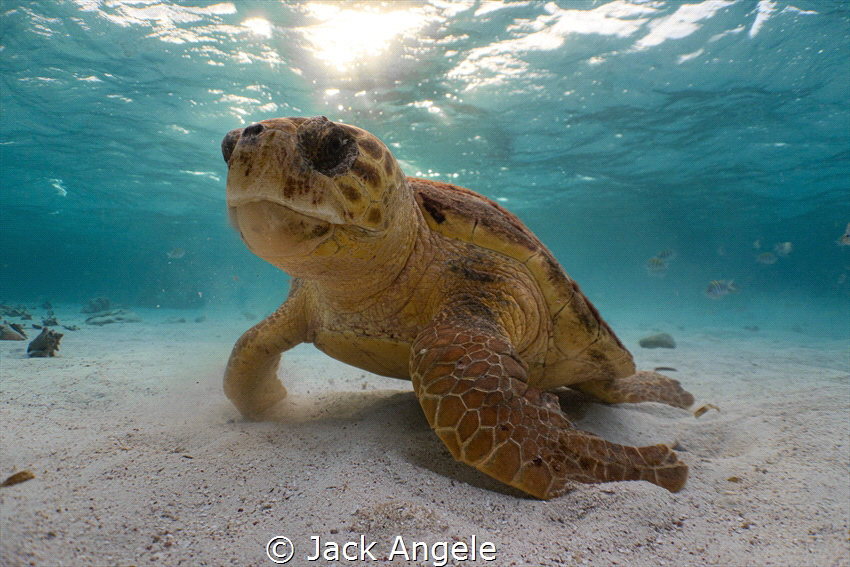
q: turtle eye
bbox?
[242,122,265,138]
[326,135,343,153]
[296,116,359,177]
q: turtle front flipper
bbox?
[224,287,309,420]
[410,308,688,499]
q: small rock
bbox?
[9,323,27,337]
[0,323,26,340]
[3,305,30,318]
[638,332,676,349]
[27,327,63,357]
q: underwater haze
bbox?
[1,0,848,337]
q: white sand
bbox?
[1,306,848,566]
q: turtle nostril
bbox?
[221,128,243,163]
[243,123,266,137]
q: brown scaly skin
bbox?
[221,116,694,499]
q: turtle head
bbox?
[222,116,415,278]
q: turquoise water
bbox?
[1,0,848,337]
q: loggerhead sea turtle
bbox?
[220,116,695,499]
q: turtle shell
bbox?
[411,178,635,388]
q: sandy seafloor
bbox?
[1,304,848,567]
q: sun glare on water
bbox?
[241,17,273,38]
[298,3,431,70]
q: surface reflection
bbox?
[296,3,433,71]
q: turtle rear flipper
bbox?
[574,370,695,410]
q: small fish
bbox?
[705,279,738,299]
[753,238,762,250]
[838,223,850,247]
[774,241,793,257]
[656,249,677,262]
[693,403,720,418]
[1,470,35,487]
[645,257,668,276]
[166,247,186,259]
[756,252,777,265]
[49,178,67,197]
